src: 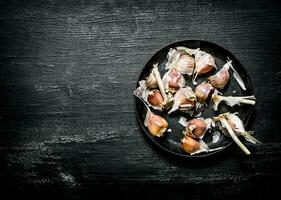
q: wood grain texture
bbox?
[0,0,281,199]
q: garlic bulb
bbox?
[165,48,195,75]
[193,50,217,85]
[144,111,168,137]
[162,68,185,93]
[208,60,231,89]
[168,87,197,115]
[195,82,214,102]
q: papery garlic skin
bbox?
[162,68,185,93]
[165,48,181,70]
[134,80,163,111]
[195,82,214,102]
[144,111,168,137]
[208,61,230,89]
[168,87,197,115]
[225,113,245,133]
[192,50,217,85]
[146,71,158,89]
[175,54,195,75]
[165,48,195,75]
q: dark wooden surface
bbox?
[0,0,281,199]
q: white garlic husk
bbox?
[146,71,158,89]
[165,47,195,75]
[134,80,162,110]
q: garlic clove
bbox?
[213,112,261,154]
[208,61,230,89]
[165,47,195,75]
[181,136,201,154]
[175,54,195,75]
[147,89,164,107]
[225,113,245,133]
[186,118,208,138]
[168,87,197,115]
[195,50,216,74]
[195,82,214,102]
[216,114,251,155]
[192,50,216,85]
[162,68,185,93]
[144,111,168,137]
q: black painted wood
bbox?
[0,0,280,199]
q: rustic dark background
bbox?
[0,0,280,199]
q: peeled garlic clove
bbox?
[181,135,201,154]
[175,54,195,75]
[162,68,185,92]
[147,89,164,107]
[146,71,158,89]
[195,82,214,102]
[168,87,197,114]
[208,62,230,89]
[144,111,168,137]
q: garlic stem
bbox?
[152,64,168,101]
[220,117,251,155]
[219,96,256,105]
[238,99,256,105]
